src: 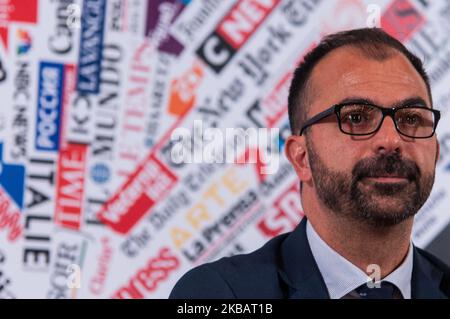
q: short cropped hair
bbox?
[287,28,432,135]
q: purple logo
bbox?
[146,0,187,56]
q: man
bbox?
[169,28,450,299]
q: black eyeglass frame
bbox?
[298,102,441,139]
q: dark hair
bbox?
[287,27,432,135]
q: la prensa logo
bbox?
[16,29,32,55]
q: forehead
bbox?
[307,46,430,114]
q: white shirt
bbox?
[306,220,413,299]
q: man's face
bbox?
[302,47,439,226]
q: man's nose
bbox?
[372,115,402,154]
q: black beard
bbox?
[305,137,435,227]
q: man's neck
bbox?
[305,203,413,278]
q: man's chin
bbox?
[353,197,416,226]
[351,188,418,226]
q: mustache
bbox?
[352,152,421,182]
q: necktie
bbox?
[355,281,399,299]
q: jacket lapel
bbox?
[277,218,330,299]
[278,218,447,299]
[411,246,447,299]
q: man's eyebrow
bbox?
[392,97,429,108]
[336,97,377,105]
[335,96,430,108]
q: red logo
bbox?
[112,247,180,298]
[89,237,113,295]
[217,0,281,49]
[381,0,425,42]
[98,155,178,234]
[261,70,291,128]
[0,186,22,241]
[197,0,280,73]
[167,60,204,117]
[0,0,38,48]
[54,65,87,230]
[55,143,87,230]
[257,182,303,238]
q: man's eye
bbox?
[347,113,365,124]
[406,115,419,125]
[400,114,421,126]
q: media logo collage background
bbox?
[0,0,449,298]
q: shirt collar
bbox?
[306,220,413,299]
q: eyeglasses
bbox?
[298,102,441,139]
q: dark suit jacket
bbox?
[169,218,450,299]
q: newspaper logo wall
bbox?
[0,0,449,298]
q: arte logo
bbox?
[197,0,281,73]
[16,29,32,55]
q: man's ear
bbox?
[285,135,312,183]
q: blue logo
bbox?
[35,62,64,152]
[17,29,32,55]
[77,0,106,94]
[90,163,110,184]
[0,143,25,209]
